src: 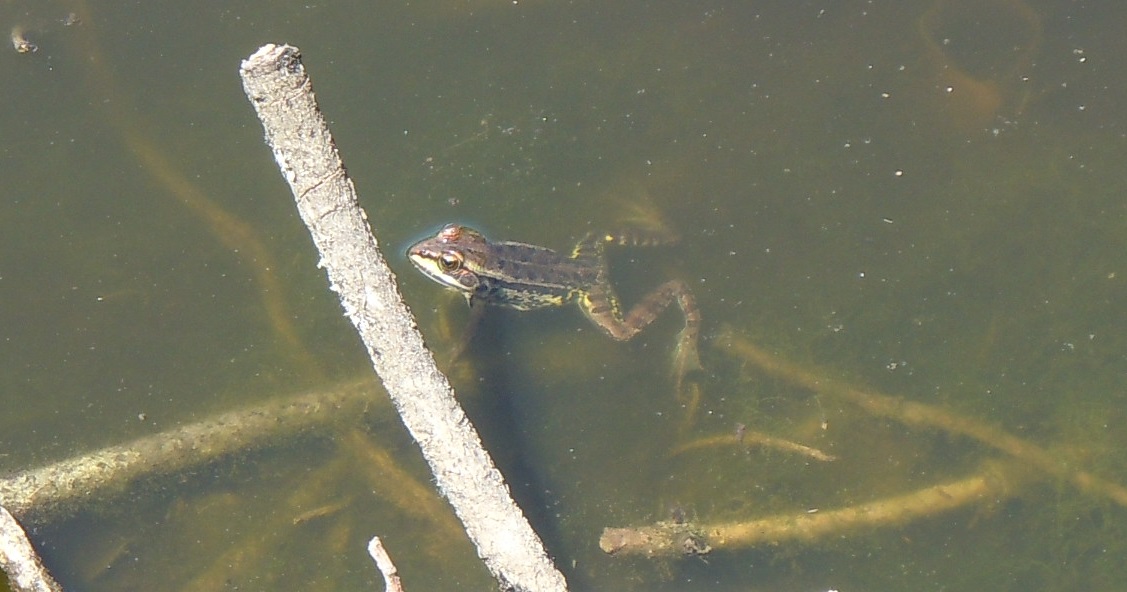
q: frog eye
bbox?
[439,252,463,272]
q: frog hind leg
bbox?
[575,231,703,386]
[580,277,703,387]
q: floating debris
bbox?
[10,27,37,54]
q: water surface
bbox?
[2,0,1126,590]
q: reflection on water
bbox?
[2,0,1127,590]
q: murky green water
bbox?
[3,0,1127,590]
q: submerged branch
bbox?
[0,378,378,523]
[669,430,835,462]
[601,463,1018,557]
[716,328,1127,508]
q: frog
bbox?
[406,223,702,388]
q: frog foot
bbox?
[671,333,704,393]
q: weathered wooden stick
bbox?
[0,505,62,592]
[368,536,406,592]
[239,44,567,592]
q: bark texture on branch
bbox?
[239,44,567,592]
[0,505,62,592]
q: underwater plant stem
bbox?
[715,329,1127,507]
[239,44,567,592]
[0,505,63,592]
[69,0,321,378]
[179,449,356,591]
[600,463,1017,557]
[342,430,470,559]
